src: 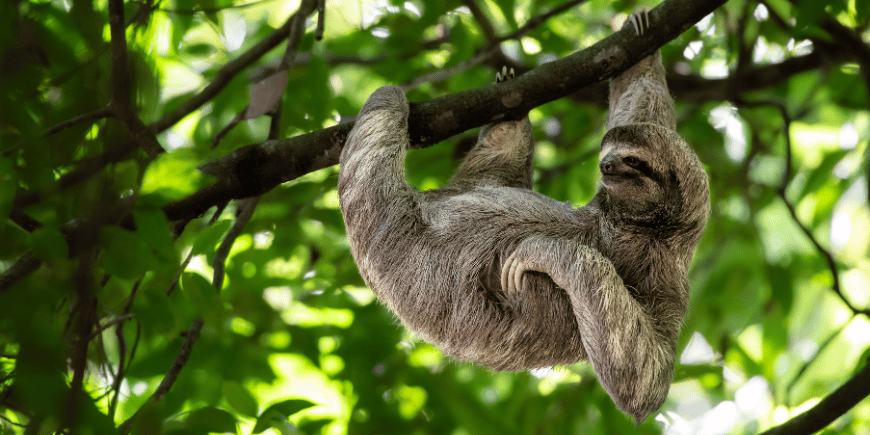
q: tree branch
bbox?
[1,0,728,290]
[43,107,112,136]
[759,356,870,435]
[118,317,204,435]
[163,0,728,223]
[818,18,870,213]
[149,6,316,133]
[107,0,164,158]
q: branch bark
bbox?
[759,357,870,435]
[163,0,729,222]
[0,0,729,291]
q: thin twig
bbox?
[150,2,317,133]
[167,201,228,296]
[400,47,499,90]
[403,0,586,89]
[13,142,138,211]
[785,324,845,404]
[213,197,259,291]
[44,107,113,136]
[87,313,135,341]
[492,0,587,47]
[65,238,99,430]
[280,0,316,68]
[109,281,139,419]
[463,0,498,41]
[315,0,325,41]
[118,317,204,435]
[158,0,278,14]
[9,209,42,232]
[148,317,204,402]
[737,98,860,315]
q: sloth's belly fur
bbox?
[357,186,591,370]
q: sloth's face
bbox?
[598,139,684,228]
[598,124,710,234]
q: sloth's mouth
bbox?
[601,173,632,185]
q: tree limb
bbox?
[3,0,730,289]
[107,0,164,158]
[759,356,870,435]
[163,0,729,223]
[149,5,316,133]
[118,317,204,435]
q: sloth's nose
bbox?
[599,154,621,174]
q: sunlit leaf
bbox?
[141,149,212,202]
[222,380,259,418]
[190,219,233,259]
[252,399,316,434]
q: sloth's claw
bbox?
[627,7,649,36]
[496,66,516,83]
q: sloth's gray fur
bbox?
[338,22,709,424]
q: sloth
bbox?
[338,10,710,424]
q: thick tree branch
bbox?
[164,0,728,223]
[12,18,850,219]
[759,356,870,435]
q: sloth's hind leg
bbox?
[448,68,535,189]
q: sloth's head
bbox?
[597,123,709,239]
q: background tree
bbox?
[1,0,869,434]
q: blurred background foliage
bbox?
[1,0,870,434]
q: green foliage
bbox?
[1,0,870,434]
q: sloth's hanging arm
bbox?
[501,236,676,425]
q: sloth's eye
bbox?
[623,156,642,168]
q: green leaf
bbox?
[222,380,258,418]
[0,220,31,257]
[858,0,870,23]
[794,0,825,28]
[493,0,518,28]
[0,157,14,220]
[184,406,237,434]
[252,399,316,434]
[101,227,160,280]
[766,264,794,312]
[191,220,233,259]
[181,272,223,323]
[298,418,332,434]
[673,364,722,382]
[31,227,67,260]
[134,206,177,261]
[141,149,212,202]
